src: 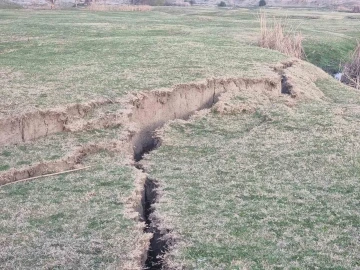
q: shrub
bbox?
[342,43,360,89]
[218,1,226,7]
[259,0,266,6]
[258,12,304,59]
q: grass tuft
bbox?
[259,12,304,59]
[342,42,360,89]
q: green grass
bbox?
[0,8,283,115]
[0,153,141,269]
[0,124,123,171]
[148,80,360,268]
[305,39,358,74]
[1,7,359,116]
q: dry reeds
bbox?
[342,43,360,90]
[259,12,304,59]
[87,4,152,11]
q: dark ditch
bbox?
[132,87,221,268]
[281,75,294,95]
[134,135,160,162]
[143,177,169,270]
[134,137,169,270]
[130,77,282,269]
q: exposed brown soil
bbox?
[0,59,304,151]
[129,77,282,160]
[0,76,282,185]
[0,99,126,146]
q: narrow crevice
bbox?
[0,143,114,186]
[131,87,221,268]
[21,118,25,142]
[133,134,169,269]
[134,162,146,172]
[131,126,168,269]
[129,77,283,269]
[134,135,161,162]
[281,75,294,96]
[0,75,285,267]
[142,177,169,270]
[273,59,297,98]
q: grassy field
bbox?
[1,7,359,115]
[0,153,144,269]
[147,74,360,269]
[0,6,359,270]
[0,125,123,171]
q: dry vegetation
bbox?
[343,42,360,89]
[259,12,304,59]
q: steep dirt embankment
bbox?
[129,77,281,160]
[0,76,281,186]
[0,98,129,146]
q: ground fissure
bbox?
[0,60,310,268]
[142,177,168,270]
[128,76,287,269]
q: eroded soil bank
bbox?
[0,76,284,186]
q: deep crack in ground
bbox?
[134,136,169,270]
[0,71,292,268]
[281,75,293,95]
[143,177,168,270]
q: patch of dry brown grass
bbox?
[87,4,152,11]
[259,12,304,59]
[343,42,360,89]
